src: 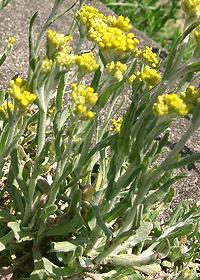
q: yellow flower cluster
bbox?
[75,52,99,74]
[55,52,76,68]
[46,29,74,69]
[9,77,37,110]
[47,29,72,51]
[76,5,106,29]
[7,36,16,49]
[77,5,139,57]
[0,102,14,116]
[182,0,200,18]
[88,26,139,53]
[128,73,136,84]
[71,83,98,120]
[180,85,200,112]
[139,47,158,68]
[106,61,127,81]
[41,56,53,73]
[153,93,189,117]
[111,117,123,133]
[137,66,161,88]
[106,15,132,32]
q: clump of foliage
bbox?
[0,0,200,279]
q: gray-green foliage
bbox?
[0,0,199,279]
[0,0,11,10]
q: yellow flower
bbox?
[180,85,200,112]
[41,56,53,73]
[139,47,158,68]
[47,29,72,50]
[137,66,161,88]
[128,73,136,84]
[77,6,139,60]
[9,77,37,110]
[75,52,99,74]
[7,36,16,49]
[106,15,132,32]
[71,83,98,120]
[0,102,14,116]
[106,61,127,81]
[88,26,139,54]
[182,0,200,18]
[153,93,189,117]
[111,117,123,133]
[55,51,76,68]
[76,5,106,29]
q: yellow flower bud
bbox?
[41,56,53,73]
[137,65,161,88]
[111,117,123,133]
[9,77,37,110]
[0,102,14,117]
[106,61,127,81]
[7,36,16,48]
[139,47,158,68]
[75,52,99,74]
[71,83,98,120]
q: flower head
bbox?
[41,56,53,73]
[55,52,76,68]
[76,5,106,29]
[153,93,189,117]
[180,85,200,112]
[137,66,161,88]
[88,26,139,54]
[0,102,14,117]
[106,15,132,32]
[106,61,127,81]
[9,77,37,110]
[128,74,136,84]
[77,5,139,60]
[71,83,98,120]
[111,117,123,133]
[47,29,72,50]
[139,47,158,68]
[75,52,99,74]
[7,36,16,49]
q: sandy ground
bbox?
[0,0,199,205]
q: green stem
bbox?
[36,109,47,156]
[22,109,47,225]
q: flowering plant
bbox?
[0,0,199,279]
